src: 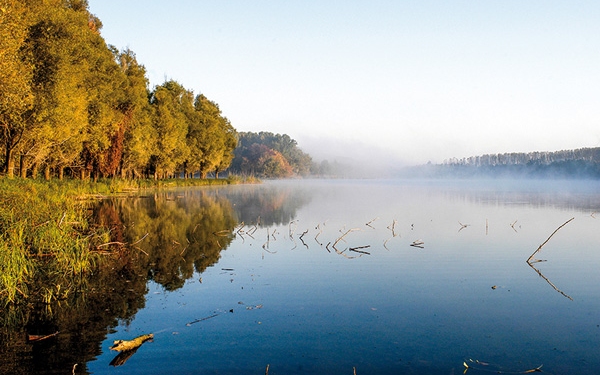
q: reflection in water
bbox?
[225,183,312,226]
[525,217,576,300]
[96,189,238,290]
[527,262,573,300]
[2,180,600,374]
[0,184,309,375]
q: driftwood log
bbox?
[109,333,154,352]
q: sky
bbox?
[88,1,600,167]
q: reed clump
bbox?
[0,175,258,305]
[0,178,108,305]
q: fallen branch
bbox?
[349,245,371,255]
[366,217,379,229]
[27,331,59,342]
[110,333,154,352]
[96,232,149,249]
[130,233,149,246]
[186,314,220,326]
[299,229,308,240]
[333,228,360,250]
[510,220,518,232]
[463,358,543,374]
[526,217,574,263]
[96,241,127,248]
[410,239,424,248]
[387,219,398,237]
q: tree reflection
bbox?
[94,189,238,290]
[226,184,312,226]
[0,184,310,374]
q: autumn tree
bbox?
[231,132,312,178]
[149,81,191,178]
[189,95,237,178]
[1,0,238,181]
[18,0,92,178]
[0,0,33,177]
[116,48,155,179]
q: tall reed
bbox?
[0,179,100,305]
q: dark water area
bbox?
[2,179,600,374]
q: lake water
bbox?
[4,179,600,374]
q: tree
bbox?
[116,48,155,179]
[189,95,237,178]
[19,0,92,179]
[150,81,191,178]
[0,0,33,177]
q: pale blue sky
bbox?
[89,1,600,165]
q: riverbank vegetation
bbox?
[0,176,251,307]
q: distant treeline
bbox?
[409,147,600,179]
[1,0,237,180]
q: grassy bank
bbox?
[0,176,257,305]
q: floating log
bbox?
[109,333,154,352]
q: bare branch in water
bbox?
[366,217,379,228]
[526,217,574,263]
[350,245,371,255]
[510,220,518,232]
[410,239,424,248]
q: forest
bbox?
[1,0,238,180]
[407,147,600,179]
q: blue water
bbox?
[87,179,600,374]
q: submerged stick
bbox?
[526,217,574,263]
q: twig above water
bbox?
[526,217,574,263]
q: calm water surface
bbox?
[7,179,600,375]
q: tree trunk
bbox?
[6,154,14,178]
[19,155,27,178]
[44,165,51,180]
[58,166,64,180]
[31,163,39,179]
